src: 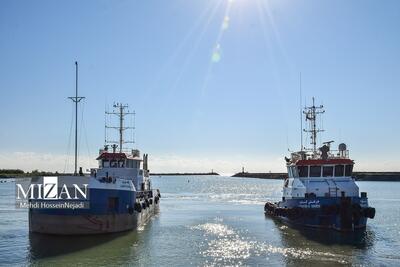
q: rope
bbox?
[63,103,75,173]
[82,101,92,170]
[78,100,84,163]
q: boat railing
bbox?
[327,149,349,159]
[290,149,350,161]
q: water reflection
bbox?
[265,215,376,265]
[27,220,158,266]
[296,226,375,248]
[29,231,136,259]
[265,215,375,248]
[1,177,397,266]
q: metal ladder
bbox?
[326,179,338,197]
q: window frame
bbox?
[345,164,353,177]
[292,166,299,178]
[334,165,345,177]
[309,165,322,177]
[110,160,118,168]
[288,167,293,178]
[298,166,309,177]
[102,160,110,168]
[322,166,334,177]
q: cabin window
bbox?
[292,167,299,177]
[298,166,308,177]
[335,165,344,177]
[126,160,133,168]
[310,166,321,177]
[110,160,118,168]
[118,160,125,168]
[103,160,110,168]
[345,165,353,176]
[287,167,292,178]
[322,166,334,177]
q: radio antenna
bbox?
[68,61,85,175]
[105,103,135,153]
[300,72,303,151]
[303,97,325,152]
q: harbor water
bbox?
[0,176,399,266]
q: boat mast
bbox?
[303,97,324,152]
[68,61,85,175]
[299,73,303,151]
[105,103,135,153]
[119,105,123,152]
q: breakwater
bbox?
[232,172,400,181]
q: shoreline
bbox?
[2,171,400,181]
[150,172,220,176]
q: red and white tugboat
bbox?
[264,98,375,231]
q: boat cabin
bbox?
[283,147,359,199]
[281,99,360,200]
[91,147,150,191]
[287,159,354,178]
[96,152,141,169]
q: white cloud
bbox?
[0,151,285,175]
[148,153,285,175]
[0,151,397,175]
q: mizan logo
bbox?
[16,177,89,200]
[43,177,58,199]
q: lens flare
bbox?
[222,16,230,30]
[211,44,221,63]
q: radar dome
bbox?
[338,143,347,151]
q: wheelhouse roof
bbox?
[294,159,354,166]
[96,152,142,161]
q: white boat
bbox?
[264,98,375,231]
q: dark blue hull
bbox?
[265,197,375,231]
[31,188,137,216]
[29,188,161,234]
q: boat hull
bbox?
[264,196,375,231]
[29,202,159,235]
[29,187,160,235]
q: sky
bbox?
[0,0,399,174]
